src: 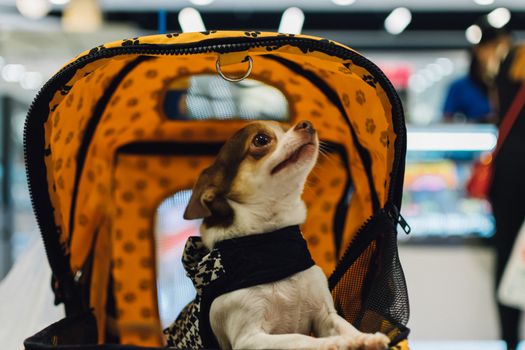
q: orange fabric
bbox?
[90,219,112,342]
[63,54,361,276]
[41,32,402,345]
[302,151,347,268]
[45,57,134,250]
[112,153,213,346]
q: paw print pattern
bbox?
[200,30,217,35]
[289,94,302,103]
[165,33,180,38]
[259,70,272,80]
[122,37,140,46]
[338,66,351,74]
[244,31,261,38]
[319,38,336,46]
[356,90,366,105]
[59,85,72,96]
[89,45,106,55]
[265,45,281,52]
[298,45,315,54]
[311,110,322,118]
[362,74,378,88]
[342,93,350,108]
[366,118,376,134]
[380,131,389,147]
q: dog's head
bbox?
[184,120,319,231]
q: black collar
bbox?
[214,225,315,290]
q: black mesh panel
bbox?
[329,210,410,345]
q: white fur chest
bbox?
[209,266,334,349]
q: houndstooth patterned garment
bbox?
[164,237,225,349]
[164,226,314,349]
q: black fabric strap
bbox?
[200,225,315,347]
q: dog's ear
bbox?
[184,186,216,220]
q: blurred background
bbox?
[0,1,524,349]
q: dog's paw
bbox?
[319,336,356,350]
[320,336,366,350]
[319,333,389,350]
[354,332,390,350]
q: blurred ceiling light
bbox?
[278,7,304,35]
[436,57,454,76]
[50,0,71,4]
[408,74,428,94]
[420,68,440,83]
[427,63,444,79]
[384,7,412,35]
[2,64,25,82]
[189,0,214,5]
[16,0,51,19]
[62,0,102,32]
[408,131,497,151]
[332,0,356,5]
[466,24,482,44]
[20,71,43,90]
[178,8,206,32]
[487,8,511,28]
[473,0,494,5]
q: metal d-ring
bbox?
[216,56,253,82]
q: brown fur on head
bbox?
[184,120,318,247]
[183,123,272,226]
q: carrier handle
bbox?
[216,55,253,82]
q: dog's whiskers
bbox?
[317,150,340,169]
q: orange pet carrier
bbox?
[23,31,410,349]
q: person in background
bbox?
[442,25,512,123]
[490,34,525,350]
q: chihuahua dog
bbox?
[167,120,389,350]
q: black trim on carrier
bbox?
[116,141,224,156]
[68,56,150,247]
[264,54,380,214]
[24,35,406,319]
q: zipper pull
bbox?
[398,213,411,235]
[386,203,411,235]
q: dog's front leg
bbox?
[315,310,390,350]
[315,311,390,350]
[309,285,388,349]
[233,332,362,350]
[211,290,361,350]
[315,311,359,337]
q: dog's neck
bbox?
[199,193,306,250]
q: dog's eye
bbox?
[252,134,271,147]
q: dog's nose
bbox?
[294,120,315,134]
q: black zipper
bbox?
[23,35,407,313]
[385,201,411,234]
[68,56,149,247]
[326,206,410,344]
